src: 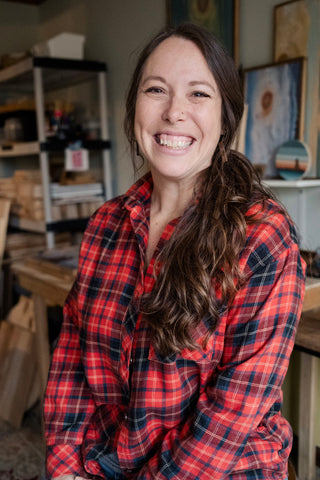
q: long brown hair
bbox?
[124,24,276,357]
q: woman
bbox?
[44,23,306,480]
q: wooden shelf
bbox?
[0,142,39,157]
[264,179,320,188]
[50,182,103,199]
[9,216,46,233]
[9,216,90,234]
[0,56,107,95]
[0,139,111,157]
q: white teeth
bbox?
[158,134,192,149]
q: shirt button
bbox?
[124,414,128,420]
[130,357,133,364]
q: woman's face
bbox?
[134,35,222,185]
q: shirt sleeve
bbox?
[135,224,306,479]
[44,282,96,479]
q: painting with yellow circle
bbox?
[167,0,239,63]
[243,58,306,179]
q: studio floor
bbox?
[0,402,45,480]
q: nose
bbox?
[162,95,186,123]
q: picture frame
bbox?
[273,0,310,62]
[243,58,306,179]
[166,0,239,64]
[273,0,320,177]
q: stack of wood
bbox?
[3,169,104,222]
[52,170,104,220]
[0,177,16,202]
[52,197,104,221]
[13,170,44,221]
[5,231,72,259]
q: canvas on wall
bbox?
[243,58,306,179]
[167,0,239,63]
[273,0,320,177]
[274,0,310,62]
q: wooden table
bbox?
[294,280,320,480]
[12,259,320,480]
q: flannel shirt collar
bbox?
[122,172,153,213]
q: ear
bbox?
[135,141,140,157]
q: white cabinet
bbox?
[266,179,320,251]
[0,56,112,248]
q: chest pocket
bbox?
[146,319,221,392]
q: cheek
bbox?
[202,116,222,143]
[134,100,150,137]
[133,115,144,145]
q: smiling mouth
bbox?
[155,134,194,150]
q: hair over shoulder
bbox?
[124,23,280,356]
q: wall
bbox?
[0,0,319,451]
[84,0,165,194]
[239,0,280,67]
[0,1,38,55]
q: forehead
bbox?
[141,36,214,79]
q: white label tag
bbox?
[65,148,89,171]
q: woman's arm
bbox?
[44,285,97,479]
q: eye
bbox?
[192,91,211,98]
[145,86,165,94]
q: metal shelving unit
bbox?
[0,56,112,248]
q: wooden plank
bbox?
[12,265,73,306]
[32,293,51,395]
[295,313,320,357]
[6,296,41,409]
[0,321,36,428]
[0,198,10,270]
[298,352,318,480]
[6,295,35,331]
[25,256,77,280]
[303,277,320,312]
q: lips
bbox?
[155,133,194,150]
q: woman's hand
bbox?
[52,476,88,480]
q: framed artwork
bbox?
[273,0,320,177]
[243,58,306,179]
[166,0,239,64]
[273,0,310,62]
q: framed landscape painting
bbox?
[243,58,306,178]
[167,0,239,63]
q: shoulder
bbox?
[80,194,127,247]
[78,174,152,255]
[84,173,153,235]
[240,199,302,275]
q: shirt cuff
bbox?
[46,444,88,478]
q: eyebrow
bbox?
[141,75,217,92]
[140,75,166,86]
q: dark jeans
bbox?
[98,452,127,480]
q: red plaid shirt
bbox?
[44,173,306,480]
